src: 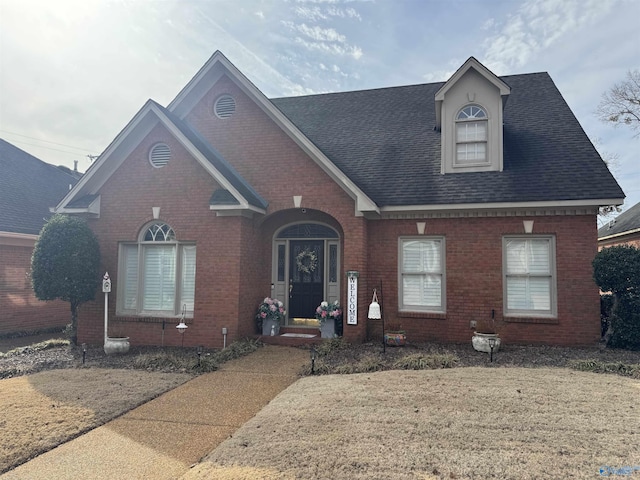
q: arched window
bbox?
[118,222,196,316]
[455,105,488,165]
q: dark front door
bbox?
[289,240,324,320]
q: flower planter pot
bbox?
[262,319,281,336]
[384,332,406,347]
[472,333,501,353]
[320,319,336,339]
[104,337,130,355]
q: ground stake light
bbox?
[488,336,497,363]
[310,346,316,375]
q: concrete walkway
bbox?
[1,345,309,480]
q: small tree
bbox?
[593,245,640,349]
[596,70,640,137]
[31,215,101,344]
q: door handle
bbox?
[289,282,293,298]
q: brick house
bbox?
[598,202,640,249]
[0,139,78,335]
[54,52,624,348]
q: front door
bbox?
[289,240,324,321]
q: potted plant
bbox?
[472,314,502,353]
[384,322,406,346]
[256,297,285,336]
[315,301,342,338]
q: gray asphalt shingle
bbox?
[271,72,624,207]
[0,139,78,235]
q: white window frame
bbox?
[398,237,446,313]
[455,104,489,167]
[503,235,556,317]
[117,222,196,317]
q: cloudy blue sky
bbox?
[0,0,638,218]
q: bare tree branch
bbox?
[596,70,640,137]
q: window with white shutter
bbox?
[399,238,445,312]
[503,236,556,316]
[117,222,196,316]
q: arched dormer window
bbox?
[117,222,196,317]
[455,105,488,166]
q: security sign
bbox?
[102,272,111,293]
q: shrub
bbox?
[569,359,640,378]
[593,246,640,349]
[392,353,458,370]
[31,215,101,344]
[607,295,640,350]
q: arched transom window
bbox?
[455,105,488,165]
[118,222,196,316]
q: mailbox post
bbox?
[102,272,111,345]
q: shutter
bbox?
[180,245,196,313]
[122,245,138,310]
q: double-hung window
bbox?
[118,222,196,316]
[503,236,556,316]
[399,238,445,312]
[456,105,487,166]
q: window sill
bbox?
[504,315,559,325]
[398,311,447,320]
[115,315,193,324]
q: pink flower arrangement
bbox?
[315,300,342,326]
[256,297,285,324]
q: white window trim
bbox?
[117,223,196,318]
[454,104,489,168]
[502,235,557,318]
[398,236,446,313]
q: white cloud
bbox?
[294,37,363,59]
[297,24,346,42]
[481,0,616,74]
[281,20,363,59]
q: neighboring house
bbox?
[54,53,624,348]
[0,139,78,335]
[598,202,640,249]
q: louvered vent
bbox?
[214,95,236,119]
[149,143,171,168]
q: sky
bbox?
[0,0,638,221]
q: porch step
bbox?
[257,326,322,346]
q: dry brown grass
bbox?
[187,368,640,480]
[0,369,191,473]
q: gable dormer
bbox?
[435,57,510,174]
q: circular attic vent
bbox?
[149,143,171,168]
[214,95,236,119]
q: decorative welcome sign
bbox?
[346,271,359,325]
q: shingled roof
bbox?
[598,201,640,239]
[0,139,78,235]
[271,72,624,207]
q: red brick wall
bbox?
[368,214,601,346]
[0,240,69,335]
[76,73,601,348]
[77,75,371,347]
[598,234,640,250]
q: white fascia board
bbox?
[168,52,379,216]
[209,205,266,218]
[54,101,159,212]
[381,198,625,213]
[598,228,640,242]
[435,57,511,102]
[0,231,38,247]
[55,195,101,216]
